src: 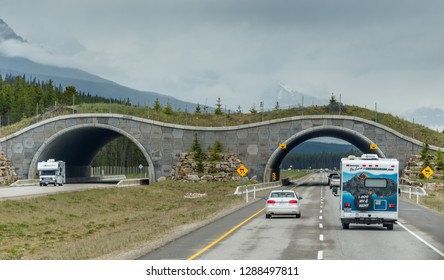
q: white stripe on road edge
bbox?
[398,222,444,258]
[317,250,323,260]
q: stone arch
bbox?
[263,125,385,182]
[28,123,155,181]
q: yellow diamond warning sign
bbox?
[236,164,248,177]
[422,166,434,179]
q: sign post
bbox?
[237,164,249,202]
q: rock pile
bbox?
[0,151,19,184]
[401,154,443,191]
[172,152,244,182]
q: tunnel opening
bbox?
[280,137,361,171]
[264,125,385,182]
[29,125,153,182]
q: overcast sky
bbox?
[1,0,443,116]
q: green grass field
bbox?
[0,180,245,259]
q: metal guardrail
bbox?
[234,182,283,195]
[235,183,428,197]
[399,184,428,197]
[117,178,150,187]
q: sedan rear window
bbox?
[271,192,295,198]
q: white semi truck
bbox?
[37,159,66,186]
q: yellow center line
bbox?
[187,207,265,260]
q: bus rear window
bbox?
[365,178,387,188]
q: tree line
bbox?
[0,74,127,126]
[0,74,142,168]
[281,151,356,170]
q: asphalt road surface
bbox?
[139,173,444,260]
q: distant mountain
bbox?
[0,19,25,42]
[0,54,198,109]
[275,84,328,108]
[0,19,198,110]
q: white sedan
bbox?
[265,190,302,219]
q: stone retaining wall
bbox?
[0,151,19,184]
[172,152,245,182]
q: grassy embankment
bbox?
[2,103,444,147]
[0,180,243,260]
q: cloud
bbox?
[1,0,444,115]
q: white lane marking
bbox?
[320,234,324,241]
[320,210,323,214]
[319,223,323,229]
[317,250,323,260]
[398,222,444,258]
[319,215,323,220]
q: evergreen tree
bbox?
[164,101,173,115]
[329,93,338,105]
[210,140,223,161]
[153,98,162,112]
[195,103,201,114]
[421,143,431,169]
[214,97,223,115]
[191,133,200,152]
[436,149,444,171]
[236,105,242,114]
[191,133,205,172]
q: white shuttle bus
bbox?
[340,154,399,230]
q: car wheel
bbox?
[386,224,394,230]
[342,223,349,229]
[296,212,301,218]
[265,214,271,219]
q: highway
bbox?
[139,173,444,260]
[1,173,442,260]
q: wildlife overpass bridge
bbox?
[0,114,438,183]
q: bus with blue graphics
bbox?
[340,154,399,230]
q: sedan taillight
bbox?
[267,200,276,204]
[289,199,298,204]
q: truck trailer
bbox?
[340,154,399,230]
[37,159,66,186]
